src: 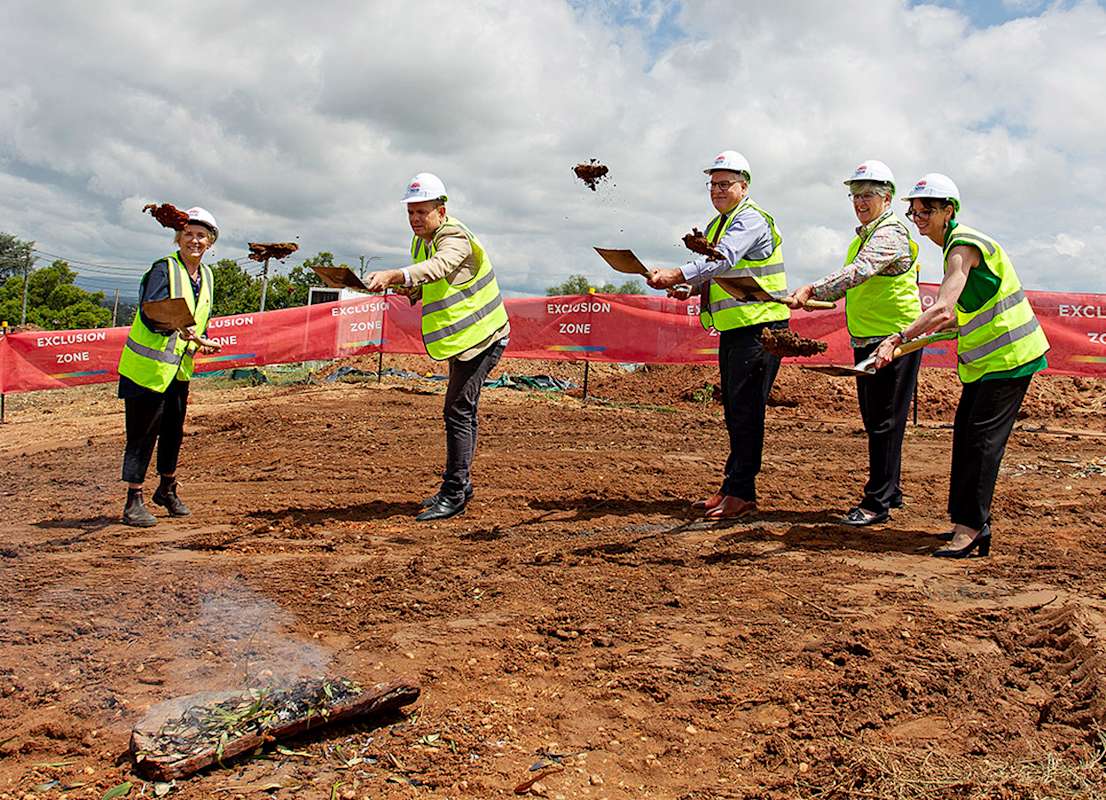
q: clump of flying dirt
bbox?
[761,327,828,358]
[143,203,189,230]
[682,228,724,261]
[247,242,300,262]
[573,159,610,191]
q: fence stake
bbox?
[1,321,7,423]
[377,288,388,382]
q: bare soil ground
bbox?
[1,358,1105,799]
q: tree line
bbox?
[1,233,642,331]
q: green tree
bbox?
[0,260,111,329]
[546,273,645,295]
[209,258,260,317]
[208,252,347,315]
[262,252,334,310]
[0,233,35,283]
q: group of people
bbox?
[117,152,1049,560]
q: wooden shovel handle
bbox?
[801,300,836,310]
[893,330,959,358]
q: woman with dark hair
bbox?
[871,174,1049,558]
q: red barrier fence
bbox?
[2,284,1105,394]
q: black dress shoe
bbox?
[839,506,890,527]
[933,524,991,558]
[419,486,473,509]
[416,496,467,522]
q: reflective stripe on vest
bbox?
[117,253,214,393]
[124,332,182,364]
[411,217,509,360]
[698,198,789,332]
[945,224,1049,382]
[842,212,922,338]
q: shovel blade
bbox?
[312,266,368,291]
[142,298,195,331]
[594,247,651,277]
[800,364,874,378]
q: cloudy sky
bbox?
[2,0,1104,301]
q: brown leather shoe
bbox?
[691,492,724,511]
[704,495,757,519]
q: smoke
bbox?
[184,583,330,689]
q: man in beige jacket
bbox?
[364,172,510,521]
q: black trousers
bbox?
[439,340,506,502]
[122,379,190,484]
[947,374,1032,529]
[854,343,922,514]
[718,321,785,500]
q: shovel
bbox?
[142,298,195,332]
[714,275,836,310]
[312,266,369,291]
[593,247,651,278]
[801,330,958,377]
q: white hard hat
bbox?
[704,150,751,180]
[902,173,960,211]
[184,207,219,240]
[401,172,448,204]
[844,160,895,195]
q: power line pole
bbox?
[111,288,120,326]
[19,263,29,325]
[259,257,271,313]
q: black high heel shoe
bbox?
[937,517,992,543]
[933,524,991,558]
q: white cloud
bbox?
[0,0,1104,301]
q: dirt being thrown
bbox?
[573,159,610,191]
[682,228,724,261]
[143,203,189,231]
[761,327,828,358]
[247,242,300,262]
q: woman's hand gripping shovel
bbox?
[800,330,958,377]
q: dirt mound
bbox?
[682,227,723,261]
[572,159,610,191]
[3,374,1106,797]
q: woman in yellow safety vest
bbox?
[117,208,222,527]
[871,174,1049,558]
[788,160,921,527]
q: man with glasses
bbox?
[786,160,921,527]
[648,150,789,519]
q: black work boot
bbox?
[122,488,157,528]
[152,477,191,517]
[419,484,474,509]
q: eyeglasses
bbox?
[850,192,880,203]
[906,207,940,220]
[707,180,739,191]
